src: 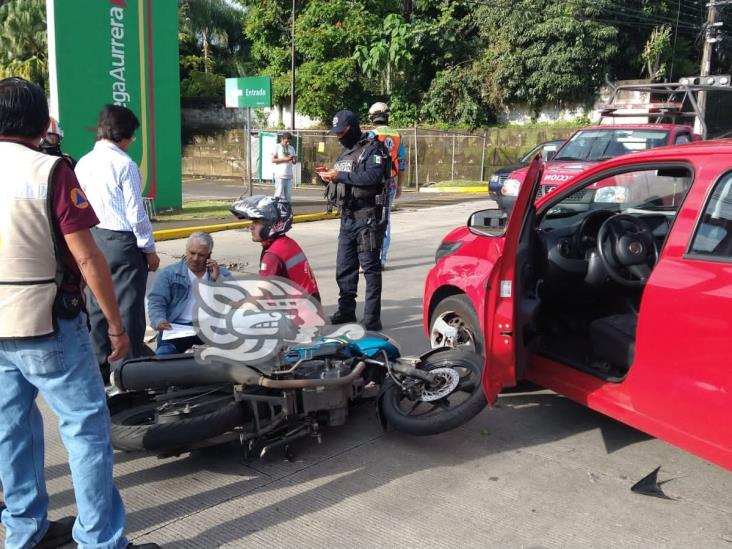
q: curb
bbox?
[153,211,340,242]
[419,186,488,193]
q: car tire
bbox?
[429,295,484,355]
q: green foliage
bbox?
[475,0,618,112]
[642,25,673,81]
[420,66,495,128]
[0,0,47,89]
[180,70,225,98]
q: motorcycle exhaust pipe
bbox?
[114,355,262,392]
[258,361,366,389]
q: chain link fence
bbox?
[182,126,577,189]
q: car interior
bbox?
[516,165,693,382]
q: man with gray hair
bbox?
[147,231,231,355]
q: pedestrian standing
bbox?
[75,105,160,379]
[0,77,158,549]
[367,102,406,270]
[319,110,390,331]
[271,131,297,203]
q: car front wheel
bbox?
[429,295,484,355]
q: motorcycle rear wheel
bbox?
[380,349,486,436]
[108,391,246,452]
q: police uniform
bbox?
[326,112,390,330]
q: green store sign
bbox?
[47,0,182,208]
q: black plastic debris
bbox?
[630,466,674,500]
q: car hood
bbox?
[539,160,594,184]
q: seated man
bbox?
[230,195,321,302]
[147,231,231,354]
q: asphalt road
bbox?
[5,198,731,549]
[151,179,490,230]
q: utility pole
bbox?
[290,0,296,130]
[698,0,721,133]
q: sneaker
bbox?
[361,319,382,331]
[126,543,161,549]
[330,310,357,324]
[33,516,74,549]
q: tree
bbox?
[420,64,495,128]
[475,0,618,114]
[353,13,413,95]
[0,0,47,90]
[642,25,673,81]
[181,0,244,74]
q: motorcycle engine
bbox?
[296,359,360,427]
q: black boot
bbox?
[330,310,357,324]
[33,516,74,549]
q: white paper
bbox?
[161,323,197,341]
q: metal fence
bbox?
[181,126,577,189]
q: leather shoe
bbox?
[33,516,74,549]
[330,310,357,324]
[362,319,382,331]
[126,543,161,548]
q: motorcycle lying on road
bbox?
[107,333,486,459]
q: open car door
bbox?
[482,154,544,402]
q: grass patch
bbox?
[154,200,236,223]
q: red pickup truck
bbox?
[423,140,732,470]
[501,123,699,201]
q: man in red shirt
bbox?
[231,195,321,302]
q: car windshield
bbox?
[553,129,670,162]
[520,141,561,163]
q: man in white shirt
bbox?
[271,131,297,203]
[75,105,160,375]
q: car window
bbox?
[543,167,692,220]
[689,172,732,259]
[553,129,670,162]
[675,134,691,145]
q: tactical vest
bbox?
[328,138,389,210]
[0,142,62,338]
[372,126,401,179]
[263,236,320,298]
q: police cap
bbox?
[329,110,358,134]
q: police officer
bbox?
[320,110,390,331]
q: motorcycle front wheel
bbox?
[108,391,246,452]
[380,349,486,436]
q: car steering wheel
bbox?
[596,214,659,287]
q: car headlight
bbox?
[594,186,629,203]
[489,174,500,183]
[435,241,463,263]
[502,178,521,197]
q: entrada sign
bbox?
[226,77,273,109]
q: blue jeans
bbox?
[380,184,397,267]
[0,315,127,549]
[273,178,292,203]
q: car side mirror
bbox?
[468,208,508,236]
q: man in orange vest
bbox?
[231,195,321,302]
[368,102,406,269]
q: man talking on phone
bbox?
[146,231,231,355]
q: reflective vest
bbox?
[0,142,61,338]
[262,236,320,298]
[371,126,402,179]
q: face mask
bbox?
[338,124,361,149]
[39,141,62,157]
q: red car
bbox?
[502,124,699,200]
[423,140,732,470]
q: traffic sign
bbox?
[225,77,272,108]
